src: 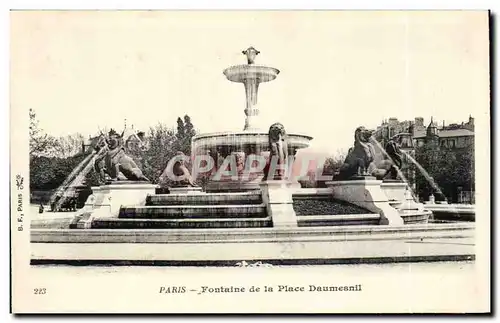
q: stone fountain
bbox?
[30,48,474,266]
[191,47,312,192]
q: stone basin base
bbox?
[31,222,475,265]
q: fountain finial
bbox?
[242,46,260,64]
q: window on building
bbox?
[400,136,409,148]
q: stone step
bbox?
[146,192,263,206]
[119,204,267,219]
[90,216,272,229]
[297,214,381,227]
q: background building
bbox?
[374,116,475,203]
[81,122,148,155]
[375,115,475,149]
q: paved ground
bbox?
[30,204,77,229]
[31,236,474,265]
[30,204,77,217]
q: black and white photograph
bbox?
[9,10,490,313]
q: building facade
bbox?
[374,115,475,150]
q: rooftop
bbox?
[438,129,475,138]
[413,128,474,139]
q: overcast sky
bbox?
[11,11,489,154]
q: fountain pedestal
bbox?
[192,48,312,193]
[259,180,298,228]
[224,47,279,131]
[326,180,404,226]
[71,181,157,229]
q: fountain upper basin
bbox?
[223,65,280,83]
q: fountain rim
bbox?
[223,65,280,83]
[192,130,313,141]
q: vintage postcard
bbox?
[10,10,490,313]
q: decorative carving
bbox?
[242,46,260,65]
[93,129,149,183]
[263,123,288,180]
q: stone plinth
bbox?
[71,181,157,229]
[169,186,203,194]
[259,180,297,228]
[326,180,404,226]
[381,181,408,203]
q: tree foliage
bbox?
[92,116,197,186]
[415,144,474,202]
[322,153,346,176]
[30,109,85,158]
[54,133,86,158]
[129,123,177,185]
[175,115,196,155]
[30,113,199,190]
[29,109,58,156]
[30,154,88,190]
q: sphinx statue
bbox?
[93,135,110,183]
[171,151,198,187]
[369,136,404,181]
[336,126,376,180]
[263,122,288,180]
[383,137,403,180]
[336,127,405,181]
[93,129,149,183]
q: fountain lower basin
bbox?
[192,130,312,151]
[192,130,313,192]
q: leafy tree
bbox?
[174,115,197,155]
[30,115,200,191]
[131,116,197,185]
[184,115,196,139]
[54,133,85,158]
[415,144,474,203]
[176,117,185,140]
[29,109,58,157]
[322,153,346,176]
[29,109,89,196]
[30,154,88,191]
[131,123,177,185]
